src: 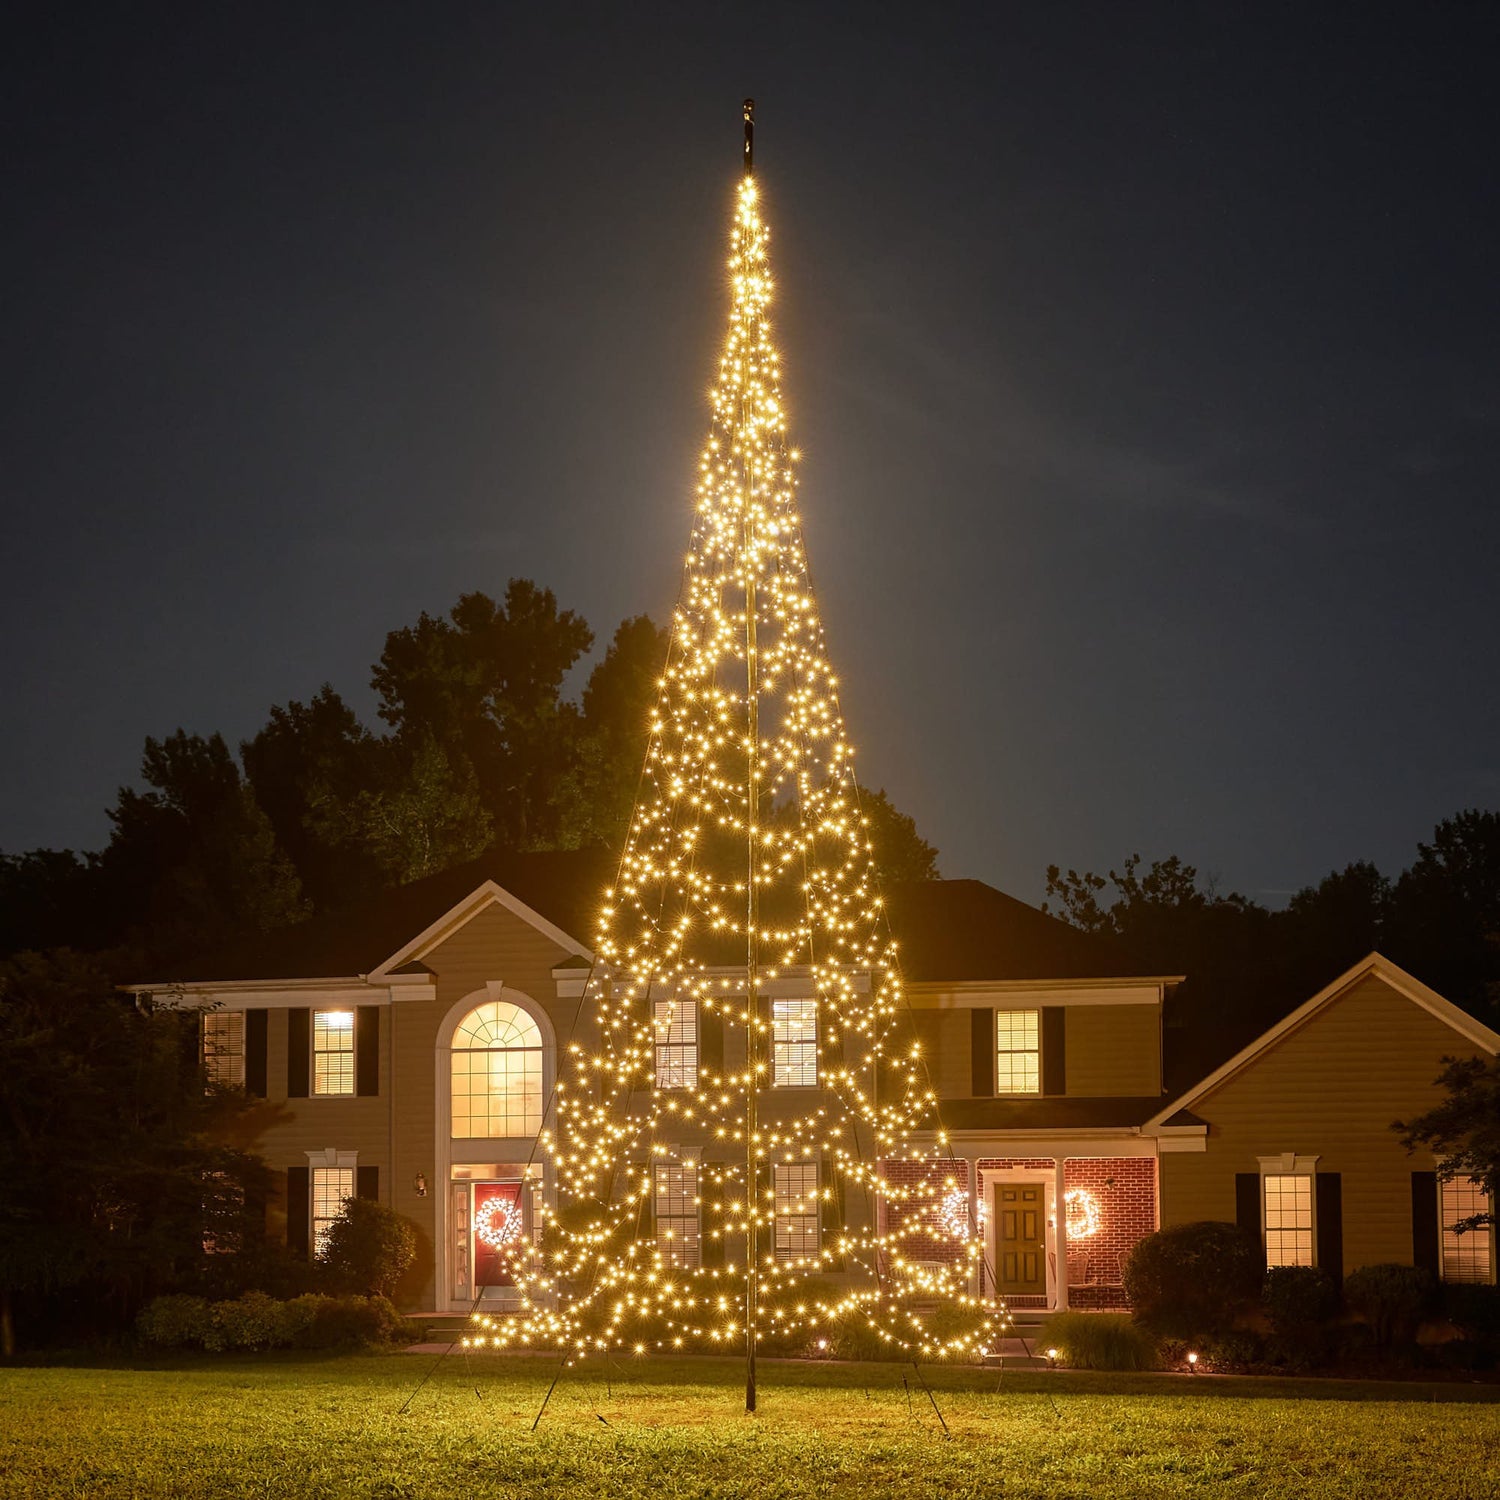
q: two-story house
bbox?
[129,849,1498,1314]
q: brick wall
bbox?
[878,1158,972,1271]
[1062,1158,1156,1310]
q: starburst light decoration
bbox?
[465,113,1006,1393]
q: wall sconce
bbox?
[414,1173,429,1198]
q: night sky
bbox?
[5,3,1498,904]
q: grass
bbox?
[2,1352,1499,1498]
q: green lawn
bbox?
[2,1353,1498,1498]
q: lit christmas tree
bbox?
[470,103,1005,1405]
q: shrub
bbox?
[1123,1221,1263,1338]
[1443,1284,1500,1353]
[1198,1330,1265,1372]
[206,1291,290,1351]
[136,1294,215,1349]
[1262,1266,1340,1370]
[1042,1312,1158,1371]
[299,1294,409,1350]
[318,1198,419,1298]
[1342,1263,1435,1348]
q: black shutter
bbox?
[287,1008,310,1098]
[701,1162,727,1269]
[700,1001,724,1082]
[822,1158,847,1271]
[286,1166,310,1258]
[357,1165,379,1202]
[1411,1171,1440,1276]
[971,1008,995,1096]
[245,1010,268,1097]
[1235,1173,1261,1245]
[1316,1172,1343,1280]
[356,1007,380,1097]
[1042,1008,1067,1096]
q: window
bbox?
[311,1166,353,1258]
[202,1010,245,1088]
[653,1158,701,1268]
[772,1160,820,1264]
[654,998,699,1090]
[1441,1177,1495,1284]
[995,1010,1040,1095]
[451,1000,544,1138]
[313,1010,355,1096]
[772,999,818,1087]
[1263,1174,1314,1267]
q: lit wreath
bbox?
[938,1188,986,1241]
[1063,1188,1101,1240]
[475,1197,525,1250]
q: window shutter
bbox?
[970,1008,995,1096]
[636,1162,657,1243]
[286,1166,310,1259]
[287,1009,310,1098]
[356,1007,380,1097]
[1235,1173,1261,1244]
[1316,1172,1343,1279]
[245,1010,268,1098]
[700,1002,725,1081]
[822,1159,846,1271]
[357,1165,379,1202]
[181,1011,201,1074]
[1041,1008,1067,1095]
[701,1163,727,1269]
[1411,1171,1439,1276]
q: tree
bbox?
[241,686,384,910]
[99,731,308,963]
[0,951,273,1353]
[371,581,593,850]
[857,787,939,884]
[318,1197,418,1298]
[1395,1055,1500,1235]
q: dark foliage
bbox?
[317,1197,419,1299]
[1395,1056,1500,1234]
[1262,1265,1341,1369]
[1122,1220,1264,1339]
[1342,1263,1436,1347]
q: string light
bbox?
[469,170,1005,1368]
[1063,1188,1101,1241]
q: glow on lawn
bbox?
[458,171,1005,1366]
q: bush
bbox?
[206,1291,289,1351]
[1123,1221,1263,1339]
[1262,1266,1340,1370]
[1198,1330,1265,1372]
[136,1294,215,1349]
[1342,1263,1435,1348]
[318,1198,419,1298]
[1042,1312,1158,1371]
[299,1294,409,1350]
[1443,1284,1500,1353]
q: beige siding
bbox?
[1161,975,1488,1274]
[1065,1005,1160,1096]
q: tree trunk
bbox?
[1,1288,15,1359]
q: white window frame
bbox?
[772,1159,820,1265]
[450,999,545,1139]
[201,1009,245,1089]
[771,999,818,1088]
[1257,1153,1320,1268]
[995,1009,1041,1096]
[653,998,699,1090]
[1440,1175,1496,1285]
[653,1152,702,1269]
[313,1010,356,1097]
[307,1148,357,1259]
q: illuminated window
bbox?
[202,1010,244,1089]
[1441,1177,1495,1284]
[311,1166,353,1258]
[313,1010,355,1096]
[1263,1174,1314,1267]
[653,1158,701,1268]
[451,1001,544,1138]
[772,1160,820,1264]
[772,999,818,1087]
[995,1010,1040,1095]
[654,998,699,1090]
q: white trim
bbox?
[369,880,591,980]
[1257,1153,1320,1174]
[1144,953,1500,1131]
[1156,1134,1207,1153]
[127,979,433,1010]
[909,980,1175,1010]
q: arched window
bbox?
[450,1000,544,1138]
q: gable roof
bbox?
[136,852,1148,988]
[1144,951,1500,1132]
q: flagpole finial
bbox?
[743,98,755,173]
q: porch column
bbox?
[1053,1157,1069,1312]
